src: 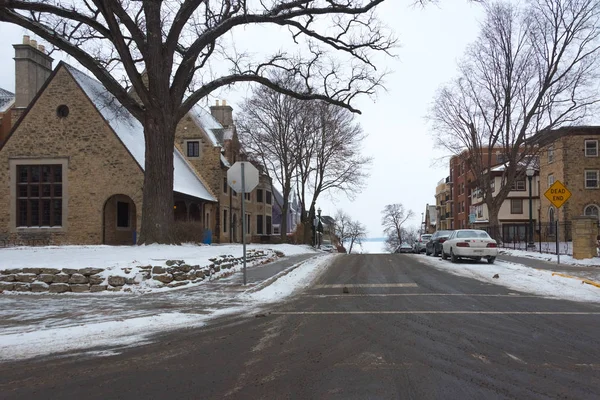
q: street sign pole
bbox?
[241,162,247,286]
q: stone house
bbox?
[0,36,275,246]
[174,100,274,244]
[534,126,600,236]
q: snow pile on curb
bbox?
[499,249,600,266]
[244,254,336,303]
[415,255,600,303]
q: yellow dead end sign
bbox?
[544,180,572,208]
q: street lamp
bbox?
[526,166,535,249]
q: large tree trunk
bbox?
[487,202,501,242]
[138,113,177,244]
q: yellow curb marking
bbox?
[551,272,600,288]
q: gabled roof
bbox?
[65,64,216,202]
[0,88,15,113]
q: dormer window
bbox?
[186,141,200,158]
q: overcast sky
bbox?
[0,1,485,238]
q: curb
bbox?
[551,272,600,289]
[243,254,328,294]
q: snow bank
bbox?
[499,249,600,267]
[415,255,600,303]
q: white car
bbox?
[320,244,336,253]
[441,229,498,264]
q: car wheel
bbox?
[433,246,439,257]
[487,256,496,264]
[450,249,459,263]
[441,250,448,260]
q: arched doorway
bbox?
[103,194,137,245]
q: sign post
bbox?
[227,161,259,285]
[544,180,572,265]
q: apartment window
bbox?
[266,191,272,205]
[584,205,599,224]
[223,209,228,233]
[461,201,465,213]
[223,177,228,194]
[256,215,264,234]
[547,146,555,163]
[187,141,200,158]
[244,192,251,201]
[16,165,63,227]
[511,199,523,214]
[497,153,505,164]
[117,201,130,228]
[511,179,526,191]
[266,215,272,235]
[585,140,598,157]
[548,207,555,234]
[548,174,554,187]
[585,170,599,189]
[256,189,263,203]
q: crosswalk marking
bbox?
[303,293,540,298]
[314,283,418,289]
[273,311,600,315]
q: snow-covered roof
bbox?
[65,65,215,202]
[0,88,15,113]
[188,104,222,146]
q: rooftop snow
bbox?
[189,104,223,146]
[65,65,215,202]
[0,88,15,113]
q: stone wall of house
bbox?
[0,66,144,245]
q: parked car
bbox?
[441,229,498,263]
[425,230,453,257]
[413,234,432,253]
[395,243,414,253]
[321,244,336,253]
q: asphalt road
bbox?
[2,253,600,399]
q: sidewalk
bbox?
[498,253,600,283]
[0,253,317,336]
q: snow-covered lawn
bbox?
[0,243,314,269]
[499,248,600,267]
[415,255,600,303]
[0,250,335,362]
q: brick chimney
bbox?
[210,99,233,127]
[12,35,54,124]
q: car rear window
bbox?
[421,235,432,240]
[456,230,490,238]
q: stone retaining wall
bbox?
[0,249,271,294]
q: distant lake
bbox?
[353,238,387,254]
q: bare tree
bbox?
[381,203,414,251]
[347,220,367,253]
[0,1,394,244]
[237,74,305,241]
[298,102,373,244]
[334,209,352,247]
[430,0,600,229]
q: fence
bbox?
[477,222,575,256]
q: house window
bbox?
[256,189,263,203]
[244,192,251,201]
[266,215,272,235]
[16,165,63,227]
[511,180,526,191]
[256,215,263,234]
[187,141,200,158]
[585,140,598,157]
[223,209,228,233]
[585,170,599,189]
[273,225,281,235]
[266,191,272,205]
[223,177,228,194]
[584,204,599,222]
[547,146,555,163]
[246,214,251,234]
[548,174,554,187]
[511,199,523,214]
[117,201,130,228]
[490,179,495,192]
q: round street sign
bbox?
[227,161,259,193]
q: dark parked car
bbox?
[425,230,453,257]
